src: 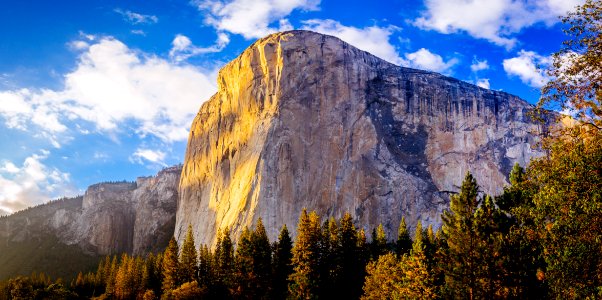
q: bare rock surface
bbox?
[0,165,181,255]
[177,30,547,247]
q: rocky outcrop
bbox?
[0,165,181,256]
[176,30,547,248]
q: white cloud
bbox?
[131,148,166,166]
[1,162,19,174]
[114,9,158,24]
[0,37,218,143]
[169,33,230,62]
[404,48,458,74]
[471,59,489,72]
[503,50,550,88]
[476,78,491,89]
[0,151,75,214]
[414,0,584,48]
[196,0,320,39]
[131,30,146,36]
[301,19,404,65]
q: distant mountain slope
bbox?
[0,165,182,280]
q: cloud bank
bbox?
[0,37,218,143]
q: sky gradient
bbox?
[0,0,584,214]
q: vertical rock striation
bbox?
[177,30,548,247]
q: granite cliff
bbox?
[176,30,547,248]
[0,165,181,279]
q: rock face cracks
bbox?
[176,30,545,247]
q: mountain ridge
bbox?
[176,30,548,248]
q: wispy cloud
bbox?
[0,151,75,214]
[476,78,490,89]
[301,19,404,65]
[114,8,158,25]
[130,148,166,166]
[503,50,550,88]
[470,58,489,72]
[404,48,458,75]
[195,0,319,39]
[169,33,230,62]
[414,0,584,49]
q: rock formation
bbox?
[0,165,181,256]
[177,30,548,248]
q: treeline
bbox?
[0,129,600,299]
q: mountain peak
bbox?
[177,31,546,247]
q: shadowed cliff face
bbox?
[177,30,546,247]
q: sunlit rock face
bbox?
[177,30,546,247]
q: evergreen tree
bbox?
[179,224,198,284]
[214,227,235,297]
[162,237,180,293]
[318,217,338,299]
[251,218,272,299]
[105,255,118,296]
[370,224,388,259]
[441,171,481,299]
[272,224,293,300]
[497,163,546,298]
[396,221,436,299]
[396,216,412,257]
[198,245,214,288]
[234,227,254,298]
[338,212,363,299]
[289,209,322,299]
[473,195,506,298]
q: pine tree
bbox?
[396,216,412,257]
[289,209,322,299]
[396,221,436,299]
[318,217,338,298]
[441,171,480,299]
[179,224,198,284]
[234,227,254,298]
[497,163,545,298]
[272,224,293,300]
[105,255,118,296]
[214,227,235,297]
[162,237,180,293]
[370,224,388,259]
[251,218,272,299]
[473,195,506,298]
[198,245,214,288]
[338,212,363,299]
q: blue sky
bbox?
[0,0,583,214]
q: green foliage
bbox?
[527,131,602,298]
[369,224,388,259]
[289,209,322,299]
[179,225,198,284]
[541,0,602,128]
[0,234,100,282]
[162,238,180,293]
[272,225,293,300]
[396,216,412,257]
